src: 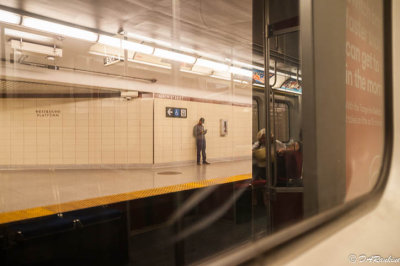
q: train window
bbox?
[0,0,390,265]
[270,102,290,142]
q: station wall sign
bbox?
[103,55,121,66]
[166,107,187,118]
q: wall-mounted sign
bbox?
[104,55,121,66]
[220,119,228,136]
[166,107,187,118]
[36,109,61,117]
[277,78,302,94]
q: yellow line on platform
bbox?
[0,173,251,224]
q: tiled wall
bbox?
[0,98,153,167]
[0,97,251,168]
[154,98,252,164]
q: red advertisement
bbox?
[345,0,384,200]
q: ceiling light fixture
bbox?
[10,40,62,57]
[180,47,226,63]
[210,74,231,81]
[98,35,121,47]
[98,34,153,55]
[122,40,153,54]
[154,48,196,64]
[232,60,265,71]
[127,32,171,47]
[127,58,171,69]
[0,10,21,24]
[180,69,208,76]
[195,59,229,72]
[5,28,54,43]
[22,17,98,42]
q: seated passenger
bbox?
[253,129,301,182]
[276,140,302,186]
[252,129,267,180]
[252,129,283,179]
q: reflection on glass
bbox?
[0,0,386,265]
[0,0,255,264]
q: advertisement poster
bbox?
[253,69,274,85]
[278,78,302,94]
[345,0,384,200]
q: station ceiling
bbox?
[0,0,300,94]
[0,0,253,63]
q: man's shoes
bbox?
[203,161,210,165]
[197,162,201,165]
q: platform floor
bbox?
[0,160,251,220]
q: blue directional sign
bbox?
[166,107,187,118]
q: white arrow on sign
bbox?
[167,108,173,116]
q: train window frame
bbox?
[198,0,393,265]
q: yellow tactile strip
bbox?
[0,173,251,225]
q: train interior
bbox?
[0,0,393,265]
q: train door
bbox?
[252,0,303,234]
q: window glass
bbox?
[0,0,387,265]
[271,102,290,142]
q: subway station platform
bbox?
[0,159,251,223]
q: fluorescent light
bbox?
[5,28,53,43]
[154,48,196,64]
[89,50,125,58]
[233,79,249,84]
[180,47,197,54]
[195,59,229,72]
[180,69,208,76]
[122,40,153,54]
[22,17,98,42]
[232,60,264,71]
[127,58,171,69]
[253,83,264,88]
[180,47,226,62]
[10,39,62,57]
[229,67,252,77]
[0,10,21,24]
[210,74,231,81]
[98,34,153,55]
[127,32,171,47]
[98,35,121,47]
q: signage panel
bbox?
[166,107,187,118]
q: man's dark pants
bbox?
[196,139,206,163]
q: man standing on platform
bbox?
[194,117,210,165]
